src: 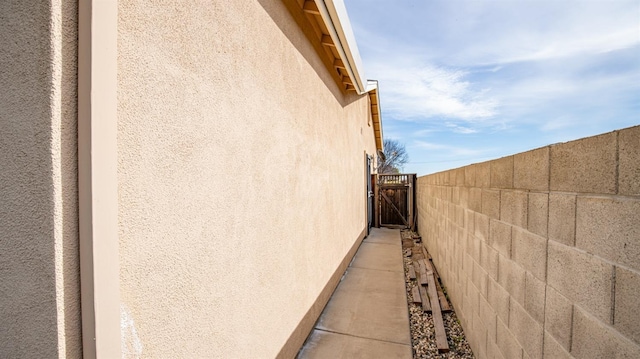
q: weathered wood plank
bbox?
[417,262,427,286]
[435,278,452,312]
[419,284,431,312]
[414,272,431,312]
[411,285,422,304]
[426,271,450,353]
[408,264,416,280]
[421,258,451,311]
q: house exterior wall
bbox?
[0,0,81,358]
[117,0,378,357]
[416,126,640,359]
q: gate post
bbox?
[373,174,379,228]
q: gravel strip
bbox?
[401,230,474,359]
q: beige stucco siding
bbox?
[117,0,377,357]
[0,0,81,357]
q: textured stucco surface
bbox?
[416,126,640,359]
[0,0,81,357]
[117,0,377,357]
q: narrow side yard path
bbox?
[298,228,412,358]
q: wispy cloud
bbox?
[413,140,488,157]
[372,61,498,122]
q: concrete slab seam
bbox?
[313,328,411,347]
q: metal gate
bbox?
[374,173,416,229]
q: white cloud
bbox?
[445,122,478,134]
[372,61,498,122]
[413,140,488,157]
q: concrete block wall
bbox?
[416,125,640,359]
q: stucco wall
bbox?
[416,126,640,359]
[117,0,378,357]
[0,0,81,357]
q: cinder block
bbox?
[614,266,640,345]
[548,193,576,246]
[473,260,489,298]
[550,131,617,194]
[475,213,490,242]
[460,187,470,209]
[452,187,460,205]
[480,240,499,280]
[464,208,475,234]
[547,241,613,323]
[514,147,549,191]
[445,187,452,202]
[456,206,464,227]
[571,307,640,359]
[465,164,476,187]
[477,161,491,188]
[467,277,481,315]
[500,190,528,228]
[498,255,526,305]
[468,233,481,263]
[470,187,482,212]
[496,317,523,359]
[479,294,498,343]
[450,169,459,186]
[489,219,512,259]
[491,156,514,189]
[543,332,572,359]
[482,189,501,219]
[509,300,543,359]
[472,312,488,358]
[448,202,455,221]
[576,196,640,272]
[544,285,573,350]
[488,277,510,323]
[524,271,545,325]
[443,171,451,186]
[487,338,506,359]
[512,227,547,281]
[619,125,640,195]
[456,168,466,186]
[527,192,548,238]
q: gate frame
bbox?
[373,173,417,230]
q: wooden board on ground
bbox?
[414,272,431,312]
[411,286,422,304]
[426,270,450,353]
[421,259,451,312]
[416,262,427,286]
[408,265,416,280]
[434,278,452,312]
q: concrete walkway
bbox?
[298,228,412,358]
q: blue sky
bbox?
[343,0,640,175]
